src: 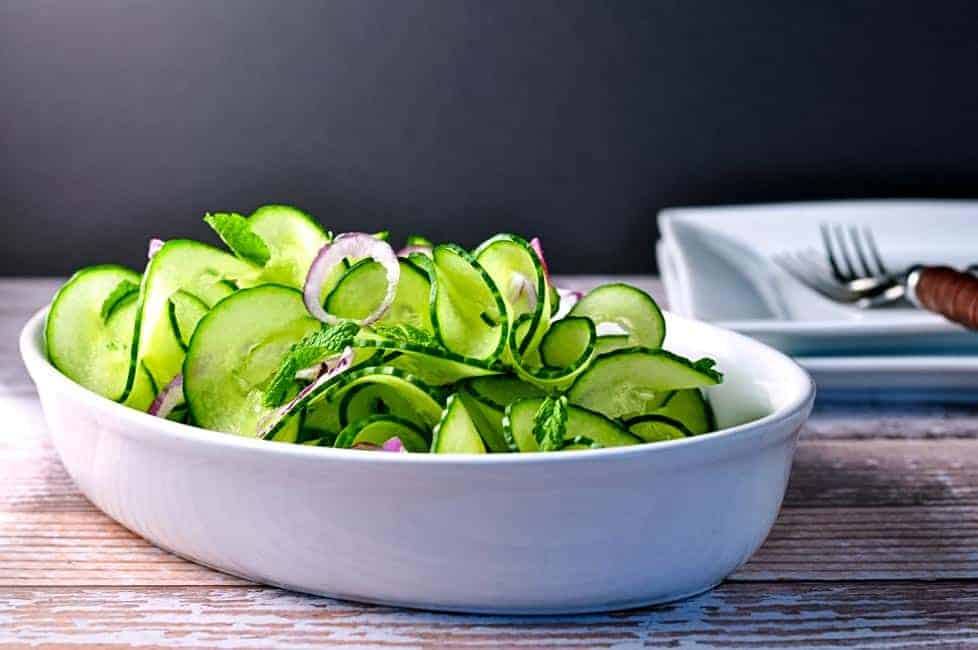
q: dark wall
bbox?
[3,1,978,275]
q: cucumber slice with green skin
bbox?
[334,415,429,452]
[594,334,631,356]
[352,330,503,386]
[184,285,319,438]
[623,414,692,442]
[46,265,150,402]
[326,258,433,331]
[474,234,550,356]
[503,398,640,452]
[430,244,508,361]
[507,314,596,389]
[456,388,510,452]
[128,240,254,405]
[302,399,343,439]
[569,283,665,349]
[338,382,431,429]
[243,204,330,289]
[652,389,712,435]
[431,394,486,454]
[539,317,594,368]
[567,347,723,420]
[465,375,546,410]
[167,290,209,350]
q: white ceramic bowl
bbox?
[21,307,813,614]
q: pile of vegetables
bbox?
[45,205,722,454]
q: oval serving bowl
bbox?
[21,307,813,614]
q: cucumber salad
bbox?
[45,205,722,454]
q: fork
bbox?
[773,224,978,330]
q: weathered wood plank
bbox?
[1,583,976,648]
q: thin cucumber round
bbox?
[474,234,551,356]
[338,381,432,430]
[623,414,693,442]
[334,415,429,452]
[465,375,545,411]
[652,389,712,435]
[167,290,209,350]
[184,285,319,438]
[539,317,594,368]
[245,204,330,289]
[508,314,596,389]
[569,283,665,349]
[129,240,254,404]
[456,388,510,452]
[503,398,640,452]
[46,265,145,402]
[326,258,432,331]
[567,347,722,419]
[430,244,508,361]
[594,334,631,356]
[431,394,487,454]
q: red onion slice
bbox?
[509,272,538,312]
[553,287,583,320]
[258,347,355,439]
[397,245,433,258]
[148,374,183,419]
[353,437,408,452]
[529,237,549,282]
[148,238,165,260]
[303,233,400,326]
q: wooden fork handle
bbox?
[908,266,978,330]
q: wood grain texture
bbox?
[2,583,977,649]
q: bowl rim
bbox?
[21,304,815,466]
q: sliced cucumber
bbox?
[653,389,712,435]
[465,375,546,410]
[334,415,429,452]
[623,414,692,442]
[302,366,444,427]
[245,204,330,289]
[46,266,147,402]
[338,381,432,429]
[567,347,722,420]
[508,315,596,389]
[594,334,631,356]
[184,285,318,439]
[129,240,254,405]
[456,388,510,452]
[474,234,550,355]
[503,398,640,452]
[539,317,594,368]
[430,244,508,361]
[326,258,432,331]
[431,394,486,454]
[302,399,343,439]
[167,290,209,350]
[569,283,665,349]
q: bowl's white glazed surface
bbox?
[21,308,813,614]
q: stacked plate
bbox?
[657,200,978,401]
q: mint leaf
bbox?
[100,279,139,322]
[204,212,271,266]
[370,323,439,348]
[533,395,568,452]
[263,322,359,407]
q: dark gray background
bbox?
[3,1,978,275]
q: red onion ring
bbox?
[303,233,400,326]
[529,237,549,282]
[353,437,407,452]
[148,238,165,260]
[553,287,583,320]
[148,374,183,419]
[258,347,355,439]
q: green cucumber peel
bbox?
[100,279,139,322]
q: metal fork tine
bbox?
[832,223,857,280]
[861,226,889,276]
[819,223,846,281]
[847,225,875,278]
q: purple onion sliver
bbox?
[148,238,165,260]
[397,245,433,258]
[382,437,406,452]
[509,272,538,312]
[302,233,400,326]
[529,237,549,282]
[148,374,184,419]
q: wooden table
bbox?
[2,277,977,648]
